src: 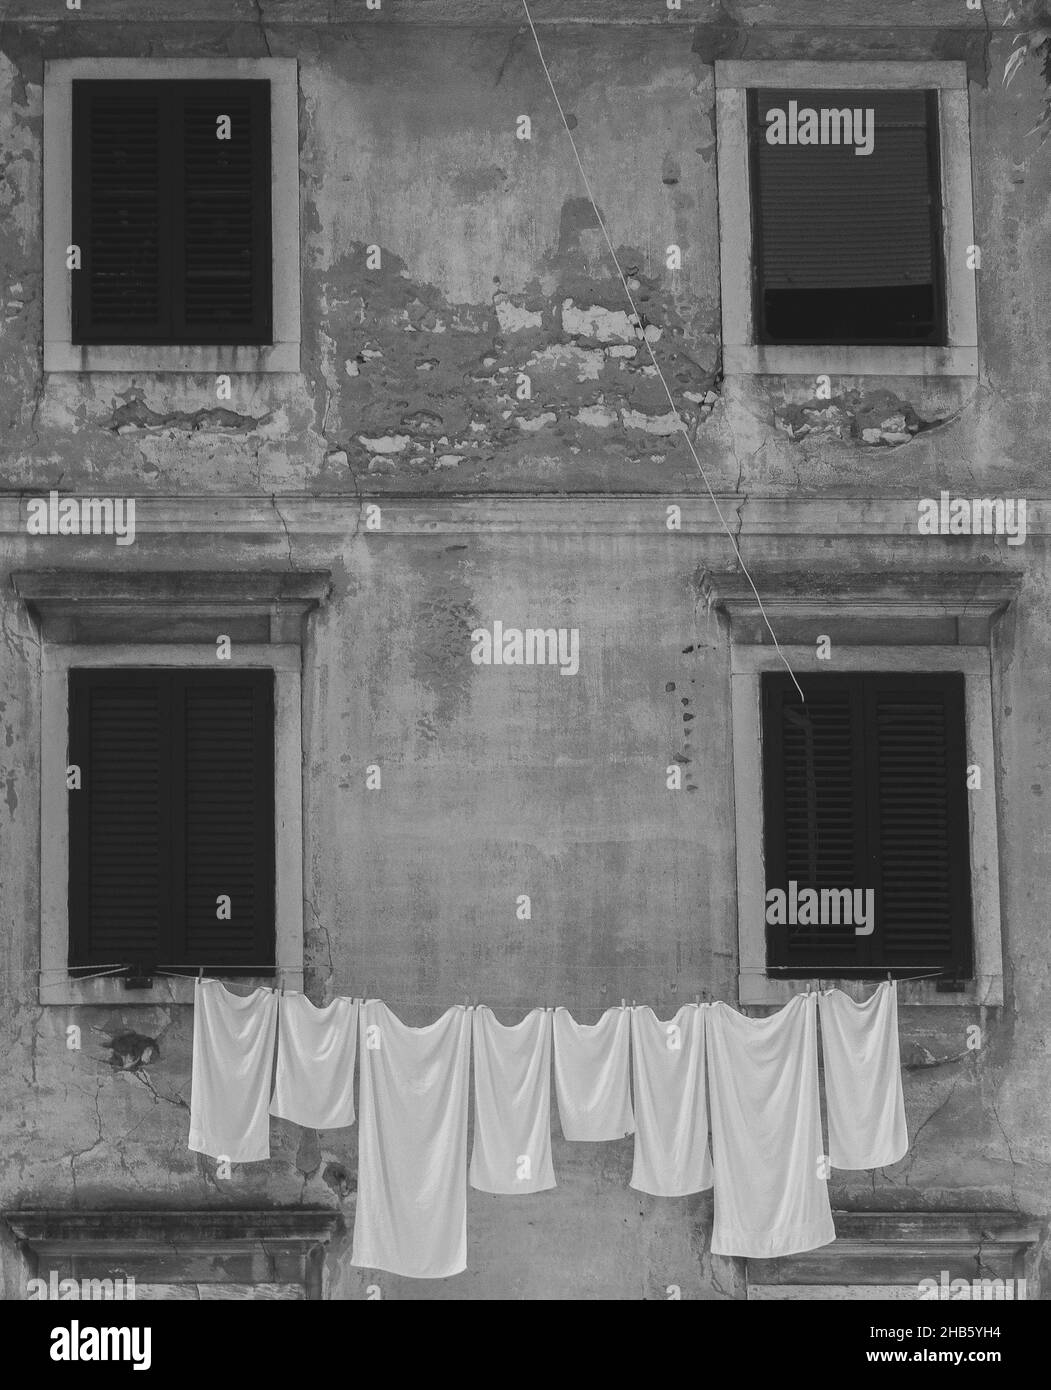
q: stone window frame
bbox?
[42,57,300,375]
[14,570,329,1007]
[714,60,978,378]
[706,571,1018,1008]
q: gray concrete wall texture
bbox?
[0,0,1048,1299]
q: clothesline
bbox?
[189,982,910,1276]
[69,962,949,998]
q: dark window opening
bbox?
[749,89,945,346]
[68,669,275,974]
[71,80,272,346]
[761,673,972,978]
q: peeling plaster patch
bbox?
[358,433,411,454]
[517,412,557,431]
[526,342,604,381]
[107,1033,160,1071]
[322,1162,354,1199]
[368,456,396,474]
[561,300,636,343]
[622,408,683,436]
[435,454,463,468]
[103,396,270,434]
[344,359,360,377]
[494,293,543,333]
[326,449,349,469]
[776,389,929,445]
[606,344,636,359]
[576,404,618,428]
[401,409,444,437]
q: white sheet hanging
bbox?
[470,1007,555,1194]
[818,981,908,1170]
[351,1001,473,1279]
[629,1004,713,1196]
[706,992,835,1259]
[553,1006,635,1141]
[188,979,278,1163]
[269,993,359,1130]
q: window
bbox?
[715,61,977,376]
[761,673,972,977]
[749,90,944,347]
[68,669,275,974]
[15,568,330,1005]
[707,566,1015,1006]
[43,59,300,373]
[71,81,272,347]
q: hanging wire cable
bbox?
[520,0,804,702]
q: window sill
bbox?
[723,344,978,378]
[738,971,1003,1008]
[38,970,302,1007]
[43,341,301,375]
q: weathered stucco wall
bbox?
[0,0,1049,1298]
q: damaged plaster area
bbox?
[774,388,952,447]
[102,390,272,436]
[329,241,723,483]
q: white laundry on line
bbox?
[630,1003,713,1197]
[553,1005,634,1141]
[470,1006,555,1194]
[706,992,836,1259]
[351,1000,473,1279]
[270,992,359,1130]
[818,981,908,1170]
[188,979,278,1164]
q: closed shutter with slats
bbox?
[68,670,274,972]
[72,80,271,346]
[748,89,944,345]
[762,673,972,976]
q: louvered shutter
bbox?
[69,672,171,965]
[176,83,271,342]
[866,678,972,969]
[179,672,275,967]
[72,84,166,342]
[72,80,271,346]
[749,89,944,344]
[68,670,274,972]
[762,674,972,976]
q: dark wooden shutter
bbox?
[68,670,274,973]
[749,89,944,345]
[69,672,171,966]
[867,679,972,969]
[762,673,972,977]
[72,83,167,343]
[179,672,275,968]
[72,80,271,346]
[176,83,271,342]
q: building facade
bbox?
[0,0,1047,1299]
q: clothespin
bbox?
[197,965,204,983]
[278,966,285,997]
[620,998,626,1009]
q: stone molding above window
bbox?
[3,1209,343,1301]
[12,570,331,1006]
[42,58,300,375]
[703,568,1020,1007]
[714,60,978,378]
[747,1211,1040,1299]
